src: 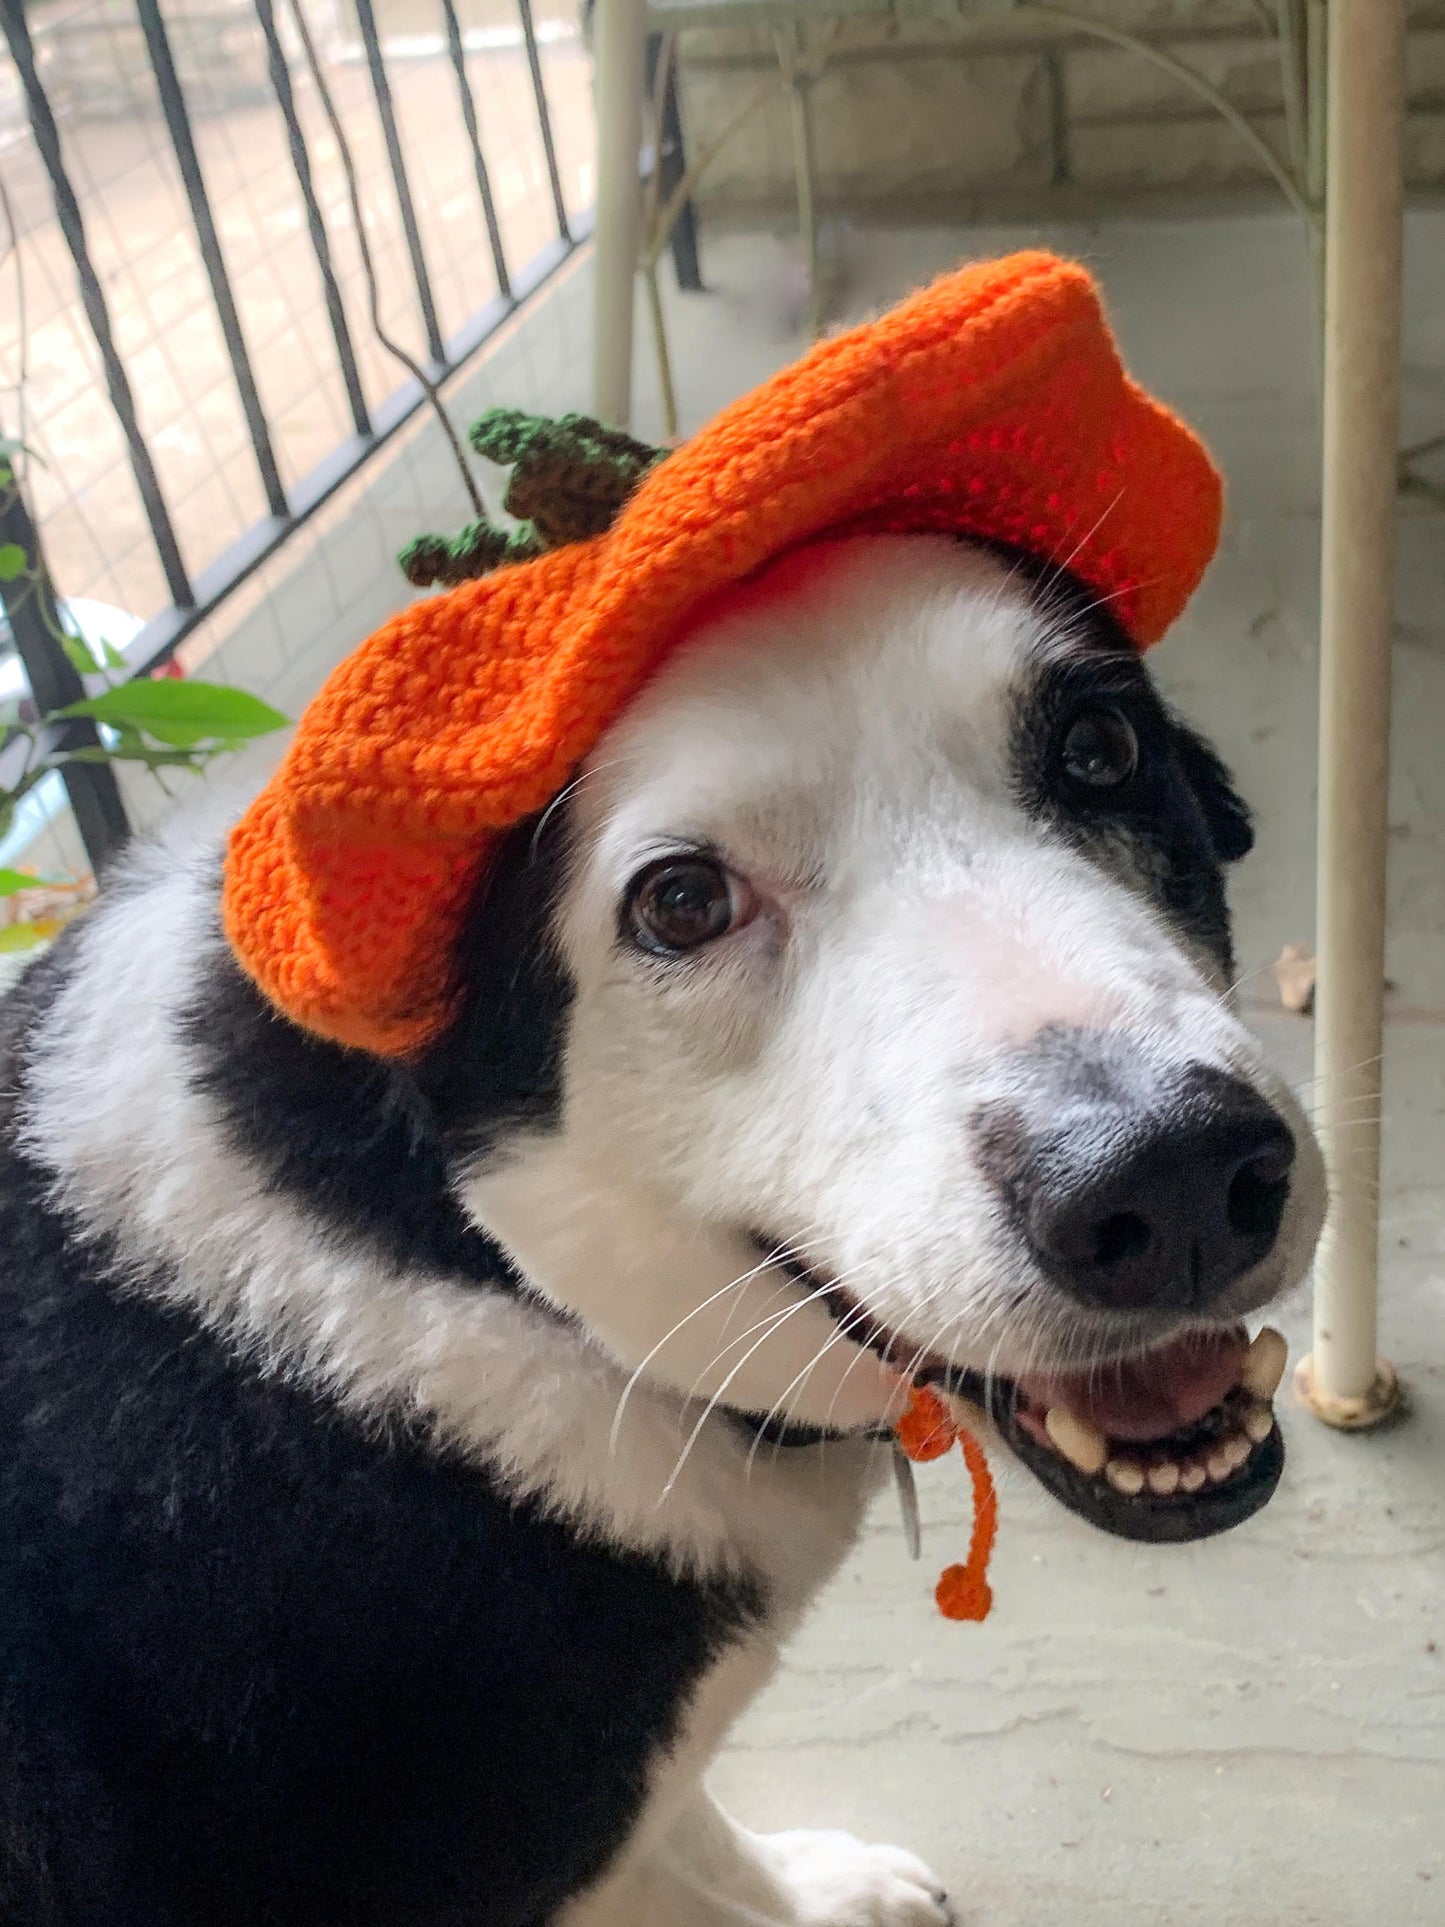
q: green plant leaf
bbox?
[0,923,49,953]
[0,542,28,582]
[58,679,288,746]
[101,639,128,670]
[61,634,101,677]
[0,867,43,897]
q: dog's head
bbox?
[430,534,1325,1543]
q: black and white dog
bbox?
[0,534,1325,1925]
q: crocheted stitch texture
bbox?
[223,251,1223,1054]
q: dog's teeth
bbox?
[1179,1462,1208,1493]
[1146,1460,1181,1496]
[1105,1457,1145,1496]
[1240,1326,1288,1399]
[1221,1431,1252,1473]
[1045,1407,1108,1475]
[1243,1401,1275,1444]
[1205,1446,1235,1483]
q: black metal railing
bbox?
[0,0,588,875]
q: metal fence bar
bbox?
[439,0,513,301]
[254,0,372,437]
[352,0,447,364]
[135,0,289,522]
[0,0,193,612]
[517,0,571,242]
[0,482,130,874]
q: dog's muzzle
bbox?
[766,1249,1289,1546]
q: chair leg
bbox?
[592,0,647,427]
[1297,0,1406,1431]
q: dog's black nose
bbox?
[986,1053,1295,1314]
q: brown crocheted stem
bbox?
[398,409,665,588]
[474,409,665,547]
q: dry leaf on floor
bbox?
[1273,943,1317,1015]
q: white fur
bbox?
[16,532,1326,1927]
[18,842,879,1597]
[20,533,1324,1564]
[562,1793,951,1927]
[557,1643,948,1927]
[466,536,1326,1423]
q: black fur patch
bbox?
[420,805,577,1159]
[183,810,576,1282]
[1008,566,1251,974]
[1167,717,1255,864]
[0,939,759,1927]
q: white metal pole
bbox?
[591,0,647,427]
[1296,0,1407,1430]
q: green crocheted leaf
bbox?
[398,518,544,590]
[469,408,661,482]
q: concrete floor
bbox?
[629,214,1445,1926]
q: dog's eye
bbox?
[1058,705,1140,790]
[625,857,748,955]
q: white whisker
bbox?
[607,1243,791,1456]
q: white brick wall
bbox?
[677,2,1445,215]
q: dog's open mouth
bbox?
[794,1264,1287,1545]
[967,1323,1287,1544]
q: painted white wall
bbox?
[677,2,1445,216]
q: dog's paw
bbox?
[752,1828,954,1926]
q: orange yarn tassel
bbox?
[897,1386,998,1623]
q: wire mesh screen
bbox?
[4,210,595,889]
[166,242,596,753]
[0,0,595,896]
[0,0,591,640]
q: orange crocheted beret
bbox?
[224,250,1222,1055]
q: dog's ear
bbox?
[1171,718,1254,863]
[419,806,576,1138]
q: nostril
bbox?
[1227,1142,1294,1240]
[1092,1211,1153,1269]
[991,1059,1299,1313]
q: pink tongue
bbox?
[1019,1329,1247,1443]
